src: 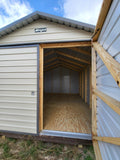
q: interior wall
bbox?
[44,66,79,94]
[87,67,90,105]
[80,66,90,105]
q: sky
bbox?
[0,0,103,28]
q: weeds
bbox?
[75,153,82,160]
[3,142,11,158]
[85,155,93,160]
[0,137,95,160]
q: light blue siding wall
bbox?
[96,0,120,159]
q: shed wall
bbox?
[96,0,120,159]
[44,67,79,94]
[0,19,92,45]
[0,46,38,134]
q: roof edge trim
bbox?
[0,11,95,38]
[92,0,113,41]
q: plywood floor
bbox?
[43,94,91,134]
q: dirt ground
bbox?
[0,136,95,160]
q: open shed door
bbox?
[0,45,39,134]
[91,45,120,160]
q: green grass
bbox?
[75,153,82,160]
[64,157,69,160]
[0,137,95,160]
[26,139,33,147]
[88,145,94,154]
[3,142,11,158]
[85,155,93,160]
[19,146,37,160]
[8,137,17,143]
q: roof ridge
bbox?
[0,11,95,38]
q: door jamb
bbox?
[39,41,91,132]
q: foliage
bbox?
[0,137,95,160]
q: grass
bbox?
[0,136,95,160]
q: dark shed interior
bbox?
[43,46,91,134]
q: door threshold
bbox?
[40,130,92,140]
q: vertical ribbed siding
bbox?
[87,67,90,105]
[0,46,38,134]
[96,0,120,159]
[44,67,79,94]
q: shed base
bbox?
[0,132,92,145]
[40,130,92,140]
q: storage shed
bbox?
[0,11,94,138]
[0,0,120,159]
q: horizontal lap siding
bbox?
[0,46,38,134]
[0,20,92,45]
[96,0,120,159]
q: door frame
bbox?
[39,41,91,132]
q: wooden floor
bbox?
[43,94,91,134]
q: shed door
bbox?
[0,45,38,134]
[92,46,120,160]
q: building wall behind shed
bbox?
[0,19,92,45]
[44,67,79,94]
[95,0,120,159]
[0,46,38,134]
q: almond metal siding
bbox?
[0,19,92,45]
[0,46,38,134]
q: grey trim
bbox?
[40,130,92,140]
[0,129,37,136]
[37,45,39,135]
[0,11,95,38]
[0,39,92,47]
[0,44,39,49]
[0,44,39,136]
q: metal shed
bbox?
[0,0,120,159]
